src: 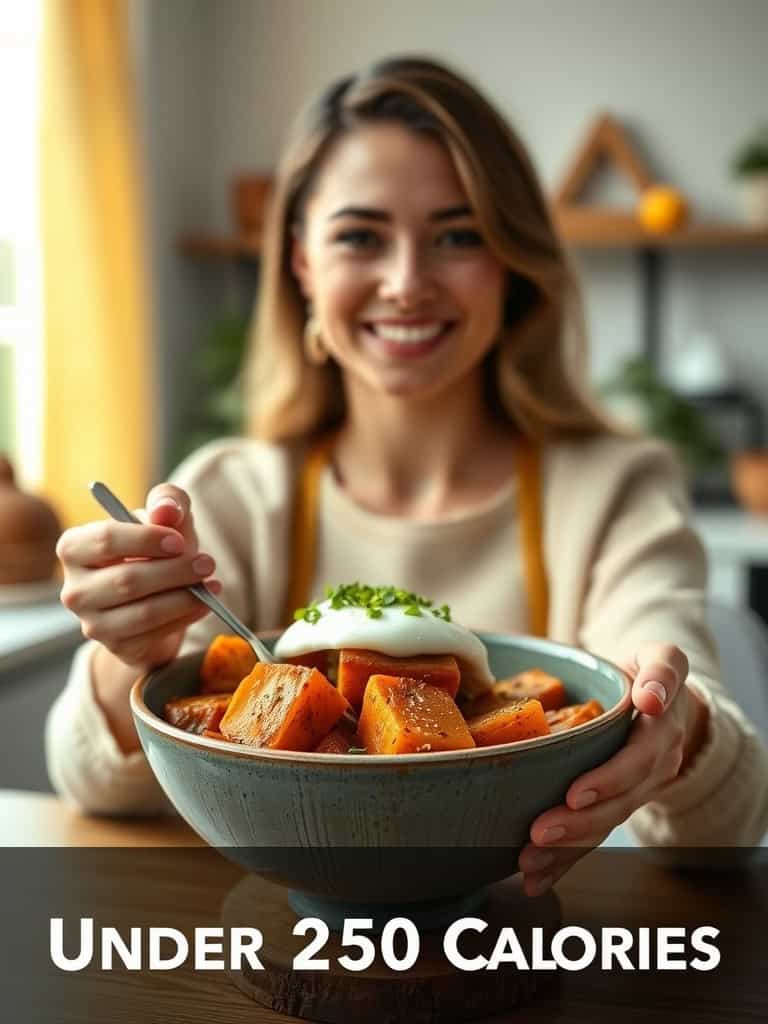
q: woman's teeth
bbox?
[369,323,446,344]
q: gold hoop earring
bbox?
[303,316,328,365]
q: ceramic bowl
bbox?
[132,633,632,925]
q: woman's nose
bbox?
[377,244,437,307]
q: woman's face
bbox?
[292,122,507,400]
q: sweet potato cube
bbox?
[465,668,567,717]
[200,635,257,694]
[165,694,232,735]
[314,712,360,754]
[545,699,604,733]
[495,669,566,711]
[466,698,550,747]
[202,729,226,741]
[219,662,348,751]
[358,675,475,754]
[337,650,461,711]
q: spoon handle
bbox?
[89,481,275,664]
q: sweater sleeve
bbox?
[44,641,172,815]
[44,439,289,816]
[575,441,768,846]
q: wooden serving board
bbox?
[222,874,561,1024]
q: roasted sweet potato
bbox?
[200,635,257,694]
[495,669,566,711]
[358,675,475,754]
[545,699,604,733]
[165,694,232,735]
[314,711,360,754]
[466,698,550,747]
[202,729,226,741]
[219,662,349,751]
[337,650,461,711]
[465,668,567,717]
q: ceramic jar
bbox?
[0,454,62,584]
[740,173,768,226]
[731,450,768,517]
[232,175,272,235]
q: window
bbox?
[0,4,44,485]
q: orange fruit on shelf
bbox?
[637,185,689,233]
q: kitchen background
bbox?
[1,0,767,789]
[132,0,768,472]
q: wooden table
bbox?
[2,790,766,1023]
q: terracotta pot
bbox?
[731,450,768,516]
[0,454,62,584]
[231,175,272,235]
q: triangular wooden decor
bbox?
[552,113,660,242]
[554,112,654,206]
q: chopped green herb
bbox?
[295,583,451,625]
[294,602,321,624]
[346,746,368,755]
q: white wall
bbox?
[133,0,226,474]
[138,0,768,467]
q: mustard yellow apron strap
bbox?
[516,440,549,637]
[281,433,336,625]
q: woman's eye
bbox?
[436,228,484,248]
[334,228,381,249]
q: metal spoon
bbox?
[89,481,276,664]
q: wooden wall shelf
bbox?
[180,221,768,258]
[179,234,261,258]
[553,208,768,249]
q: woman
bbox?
[48,57,768,895]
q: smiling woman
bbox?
[47,56,768,893]
[289,123,507,405]
[248,58,603,449]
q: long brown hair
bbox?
[246,56,615,443]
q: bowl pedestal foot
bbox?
[222,872,561,1023]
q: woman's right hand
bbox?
[56,484,221,753]
[57,484,221,672]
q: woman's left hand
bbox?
[518,642,704,897]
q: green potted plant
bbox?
[730,123,768,225]
[171,315,249,468]
[602,357,724,474]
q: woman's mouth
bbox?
[362,321,455,358]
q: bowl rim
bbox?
[130,631,633,766]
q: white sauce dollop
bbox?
[274,600,494,689]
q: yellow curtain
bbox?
[41,0,154,527]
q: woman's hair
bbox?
[246,55,616,443]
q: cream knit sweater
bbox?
[45,434,768,844]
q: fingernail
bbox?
[570,789,598,810]
[540,825,566,843]
[642,681,667,706]
[152,497,182,514]
[161,534,184,554]
[531,875,553,896]
[524,849,554,871]
[193,555,215,576]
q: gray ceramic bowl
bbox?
[132,633,632,923]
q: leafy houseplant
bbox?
[730,124,768,224]
[171,315,249,468]
[602,357,724,472]
[731,123,768,176]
